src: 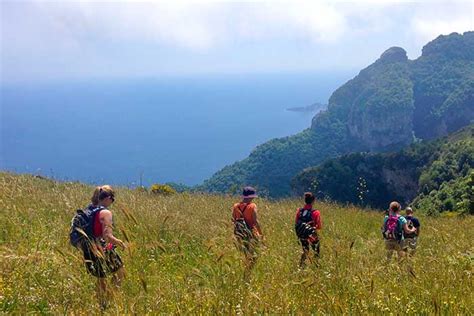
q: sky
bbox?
[1,0,473,84]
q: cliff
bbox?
[202,32,474,197]
[292,125,474,214]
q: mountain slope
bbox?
[292,125,474,214]
[202,32,474,197]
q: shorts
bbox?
[300,238,320,255]
[82,241,123,278]
[404,237,417,250]
[235,234,259,257]
[385,239,407,251]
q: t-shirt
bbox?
[383,214,407,226]
[405,215,420,228]
[83,204,104,239]
[295,204,322,230]
[93,208,105,238]
[232,202,258,229]
[405,215,420,237]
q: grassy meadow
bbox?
[0,172,473,314]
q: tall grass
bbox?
[0,172,473,313]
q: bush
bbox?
[150,183,176,195]
[135,186,148,193]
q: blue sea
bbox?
[0,72,350,187]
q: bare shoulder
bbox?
[100,209,112,219]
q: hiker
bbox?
[295,192,322,268]
[232,186,263,277]
[404,207,420,255]
[382,201,416,260]
[72,185,126,309]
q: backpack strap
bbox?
[296,207,303,220]
[397,215,404,237]
[297,207,310,217]
[89,206,106,238]
[237,203,249,219]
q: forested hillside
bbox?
[202,32,474,198]
[292,125,474,215]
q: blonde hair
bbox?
[91,186,101,205]
[98,185,115,201]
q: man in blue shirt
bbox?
[404,207,421,255]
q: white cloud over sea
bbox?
[1,0,473,83]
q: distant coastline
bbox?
[286,102,326,113]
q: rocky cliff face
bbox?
[315,32,474,151]
[347,48,414,150]
[381,167,419,203]
[203,32,474,197]
[312,46,415,151]
[412,31,474,140]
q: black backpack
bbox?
[69,205,104,248]
[295,208,316,239]
[234,204,253,240]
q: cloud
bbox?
[1,0,473,82]
[236,2,348,43]
[29,1,222,51]
[22,1,350,50]
[409,1,473,42]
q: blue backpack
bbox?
[69,205,104,248]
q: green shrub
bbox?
[150,183,176,195]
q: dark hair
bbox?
[304,192,315,204]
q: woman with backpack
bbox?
[82,185,126,309]
[232,186,263,278]
[382,201,416,260]
[295,192,322,268]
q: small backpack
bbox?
[405,217,417,238]
[295,208,316,239]
[69,205,104,248]
[383,215,403,241]
[234,204,253,240]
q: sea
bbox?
[0,72,351,187]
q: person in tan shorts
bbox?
[382,201,417,260]
[232,186,263,279]
[404,207,421,255]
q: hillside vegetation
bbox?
[1,173,473,313]
[202,32,474,197]
[293,125,474,214]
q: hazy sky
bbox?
[1,0,473,83]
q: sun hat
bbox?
[242,186,258,199]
